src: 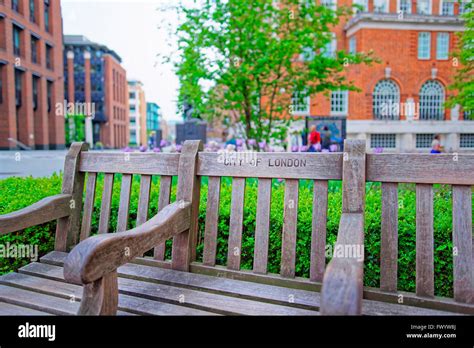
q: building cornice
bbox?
[345,13,465,36]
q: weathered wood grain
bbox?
[116,174,133,232]
[78,271,118,315]
[342,140,366,214]
[452,185,473,304]
[80,173,97,241]
[0,301,51,316]
[80,152,180,176]
[98,173,115,234]
[136,175,152,226]
[197,152,342,180]
[55,142,88,251]
[64,201,191,285]
[41,251,474,314]
[253,178,272,274]
[172,141,203,272]
[416,184,434,298]
[310,180,328,282]
[0,194,72,235]
[380,182,398,292]
[281,179,299,278]
[203,176,221,266]
[321,139,366,315]
[1,270,214,315]
[154,175,172,260]
[227,177,246,270]
[367,153,474,185]
[320,213,365,315]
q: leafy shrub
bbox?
[1,175,469,298]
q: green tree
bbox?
[448,2,473,118]
[64,114,86,146]
[172,0,374,146]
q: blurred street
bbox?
[0,150,68,179]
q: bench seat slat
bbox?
[253,178,272,274]
[416,184,434,297]
[154,175,173,260]
[281,179,299,278]
[380,182,398,292]
[117,174,133,232]
[310,180,328,282]
[452,185,473,304]
[227,178,246,270]
[203,176,221,266]
[98,173,115,234]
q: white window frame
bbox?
[436,32,449,60]
[417,0,432,14]
[415,133,435,148]
[330,90,349,116]
[372,79,401,120]
[322,33,337,58]
[291,89,310,116]
[418,32,431,60]
[439,0,455,15]
[299,47,316,62]
[353,0,369,13]
[370,134,397,149]
[374,0,390,13]
[419,80,445,120]
[321,0,337,10]
[397,0,412,14]
[349,36,357,54]
[460,134,474,148]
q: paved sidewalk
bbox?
[0,150,68,179]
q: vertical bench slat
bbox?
[98,173,115,234]
[253,178,272,274]
[203,176,221,266]
[79,172,97,241]
[227,177,246,270]
[55,143,88,251]
[416,184,434,297]
[136,175,152,226]
[172,140,202,272]
[154,175,172,260]
[452,185,473,304]
[116,174,133,232]
[310,180,328,282]
[380,182,398,292]
[281,179,299,278]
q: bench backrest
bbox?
[366,153,474,304]
[56,141,473,308]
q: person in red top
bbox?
[307,125,321,152]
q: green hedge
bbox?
[1,175,469,298]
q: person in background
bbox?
[430,134,443,154]
[307,125,321,152]
[321,126,332,151]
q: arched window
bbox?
[419,80,445,120]
[372,79,400,120]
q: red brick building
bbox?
[290,0,473,152]
[0,0,65,149]
[64,35,128,149]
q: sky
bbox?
[61,0,182,121]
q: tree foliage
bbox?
[448,2,473,117]
[172,0,374,144]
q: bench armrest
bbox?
[63,200,191,315]
[0,194,72,235]
[320,213,365,315]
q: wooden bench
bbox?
[0,140,472,316]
